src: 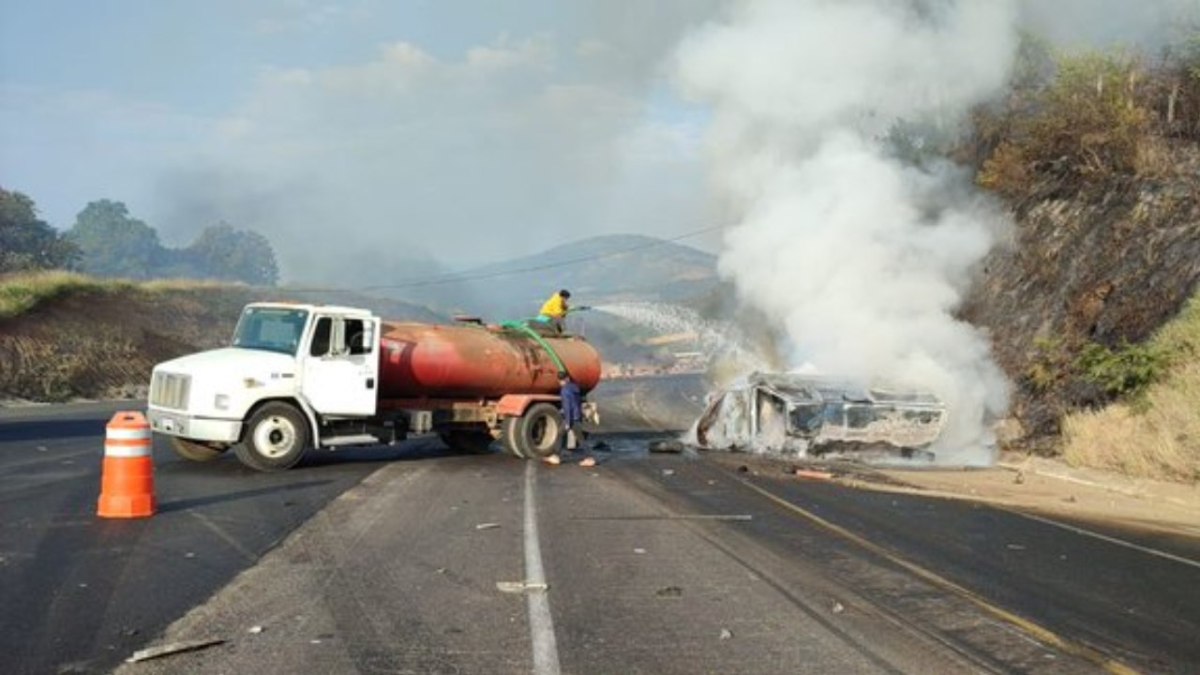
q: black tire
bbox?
[439,430,495,454]
[501,403,564,459]
[234,402,310,472]
[170,437,229,462]
[501,417,527,458]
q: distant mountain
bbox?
[391,234,719,320]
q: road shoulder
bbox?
[704,451,1200,539]
[115,456,531,674]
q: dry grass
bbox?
[0,271,238,320]
[0,271,107,319]
[1062,295,1200,482]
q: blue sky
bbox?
[0,1,719,280]
[3,0,1172,283]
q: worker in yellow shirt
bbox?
[537,289,571,334]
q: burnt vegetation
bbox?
[961,33,1200,455]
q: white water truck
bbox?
[146,303,601,471]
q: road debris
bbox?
[496,581,549,594]
[633,548,646,554]
[661,469,675,477]
[719,628,733,640]
[475,522,501,530]
[1006,544,1026,551]
[248,625,264,634]
[795,469,835,481]
[649,439,685,454]
[543,454,562,466]
[126,638,225,663]
[831,601,845,614]
[579,457,597,467]
[655,586,684,598]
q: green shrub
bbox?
[1075,341,1167,398]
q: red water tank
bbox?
[377,322,602,400]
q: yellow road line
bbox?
[736,477,1141,675]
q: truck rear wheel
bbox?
[170,437,229,462]
[234,402,310,472]
[439,430,494,454]
[501,403,564,459]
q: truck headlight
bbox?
[214,394,231,410]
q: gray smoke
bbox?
[1019,0,1199,50]
[674,0,1019,462]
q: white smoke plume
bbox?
[674,0,1019,462]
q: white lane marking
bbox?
[1012,509,1200,571]
[524,461,561,675]
[187,511,257,562]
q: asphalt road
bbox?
[0,401,429,675]
[3,386,1200,674]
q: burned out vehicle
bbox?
[691,373,946,460]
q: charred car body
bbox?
[691,373,946,460]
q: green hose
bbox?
[501,320,569,377]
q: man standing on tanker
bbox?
[537,289,571,334]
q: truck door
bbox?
[302,315,380,416]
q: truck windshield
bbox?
[232,308,309,355]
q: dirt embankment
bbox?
[962,146,1200,451]
[0,287,259,401]
[0,284,445,403]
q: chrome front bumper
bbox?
[147,408,243,443]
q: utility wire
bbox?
[284,224,724,294]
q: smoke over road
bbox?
[673,0,1019,462]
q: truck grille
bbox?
[150,371,191,410]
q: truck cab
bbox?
[148,303,384,470]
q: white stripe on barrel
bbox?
[104,443,152,458]
[106,427,151,441]
[105,414,151,458]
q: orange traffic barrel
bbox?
[97,411,156,518]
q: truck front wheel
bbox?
[170,438,229,462]
[234,402,310,472]
[501,403,563,459]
